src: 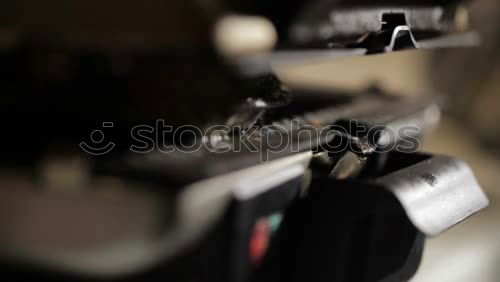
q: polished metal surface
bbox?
[378,155,489,236]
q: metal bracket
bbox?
[376,153,489,236]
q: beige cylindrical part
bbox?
[214,15,278,58]
[455,5,470,32]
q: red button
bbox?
[249,218,270,267]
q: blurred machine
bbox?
[0,1,489,281]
